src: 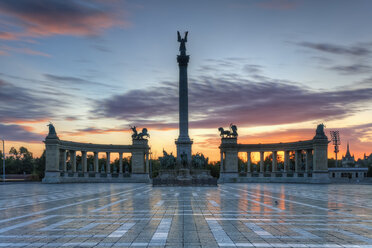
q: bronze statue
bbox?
[159,149,176,169]
[130,126,150,140]
[218,123,238,138]
[314,123,327,139]
[47,123,56,135]
[177,31,188,54]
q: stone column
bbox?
[272,151,277,174]
[42,135,61,183]
[284,150,290,175]
[94,152,99,173]
[259,151,264,177]
[119,152,123,174]
[61,150,67,172]
[313,139,329,182]
[82,151,87,174]
[220,151,224,173]
[106,152,111,174]
[145,152,149,173]
[305,149,312,176]
[247,152,251,173]
[294,150,300,177]
[71,150,77,173]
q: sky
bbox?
[0,0,372,162]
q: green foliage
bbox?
[151,159,161,178]
[206,161,220,178]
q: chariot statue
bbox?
[218,123,238,138]
[192,153,208,169]
[159,149,176,169]
[130,126,150,140]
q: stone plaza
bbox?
[0,183,372,247]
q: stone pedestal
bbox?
[175,139,193,165]
[42,135,61,183]
[219,138,238,183]
[131,139,150,176]
[312,133,330,183]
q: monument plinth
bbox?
[175,31,193,165]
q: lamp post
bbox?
[330,131,340,168]
[1,139,5,183]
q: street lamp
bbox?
[330,131,340,168]
[1,139,5,183]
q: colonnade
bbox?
[43,135,150,183]
[59,150,150,175]
[219,125,330,182]
[221,149,313,177]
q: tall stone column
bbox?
[82,151,87,173]
[175,31,193,165]
[106,152,111,174]
[71,150,76,173]
[119,152,123,174]
[259,151,264,177]
[284,150,290,173]
[272,151,277,173]
[247,152,251,173]
[94,152,99,173]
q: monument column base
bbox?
[42,171,62,183]
[175,139,193,165]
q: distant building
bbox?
[341,142,355,167]
[330,142,368,181]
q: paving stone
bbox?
[0,183,372,247]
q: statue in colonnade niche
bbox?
[218,123,238,138]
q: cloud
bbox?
[93,70,372,129]
[0,0,127,40]
[0,45,50,57]
[329,64,372,75]
[44,74,110,87]
[0,123,44,142]
[0,79,60,122]
[298,42,370,56]
[67,127,130,136]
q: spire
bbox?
[345,141,351,158]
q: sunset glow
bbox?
[1,0,371,161]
